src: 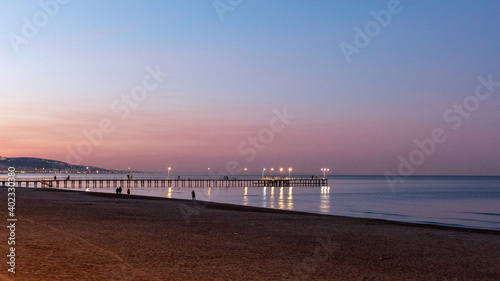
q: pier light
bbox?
[288,167,292,179]
[168,167,171,178]
[321,168,330,179]
[262,168,266,178]
[271,168,274,177]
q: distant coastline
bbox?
[0,156,124,174]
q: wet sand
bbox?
[0,187,499,280]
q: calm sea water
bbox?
[9,173,500,231]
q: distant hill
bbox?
[0,157,122,173]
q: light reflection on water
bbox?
[287,186,293,210]
[262,186,267,208]
[269,186,275,209]
[319,186,330,213]
[278,187,285,209]
[243,186,248,206]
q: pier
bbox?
[1,176,328,189]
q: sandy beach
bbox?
[1,187,499,281]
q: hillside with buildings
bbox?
[0,157,120,173]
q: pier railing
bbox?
[0,176,328,189]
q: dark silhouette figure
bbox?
[54,175,57,180]
[116,186,122,195]
[127,188,130,196]
[191,190,196,200]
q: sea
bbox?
[6,173,500,231]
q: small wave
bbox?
[413,221,470,229]
[459,212,500,217]
[357,211,410,218]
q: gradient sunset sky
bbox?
[1,1,499,175]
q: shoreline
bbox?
[1,187,499,280]
[39,187,500,234]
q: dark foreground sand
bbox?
[0,188,499,281]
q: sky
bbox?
[1,0,499,175]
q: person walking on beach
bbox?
[127,188,130,196]
[191,190,196,201]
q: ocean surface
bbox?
[7,173,500,231]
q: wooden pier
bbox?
[1,177,328,189]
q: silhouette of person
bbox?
[127,188,130,196]
[191,190,196,200]
[54,175,57,180]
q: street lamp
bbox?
[271,168,274,178]
[168,167,171,178]
[262,168,266,178]
[279,167,283,178]
[288,167,292,179]
[321,168,330,179]
[244,168,247,178]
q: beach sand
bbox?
[0,187,499,281]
